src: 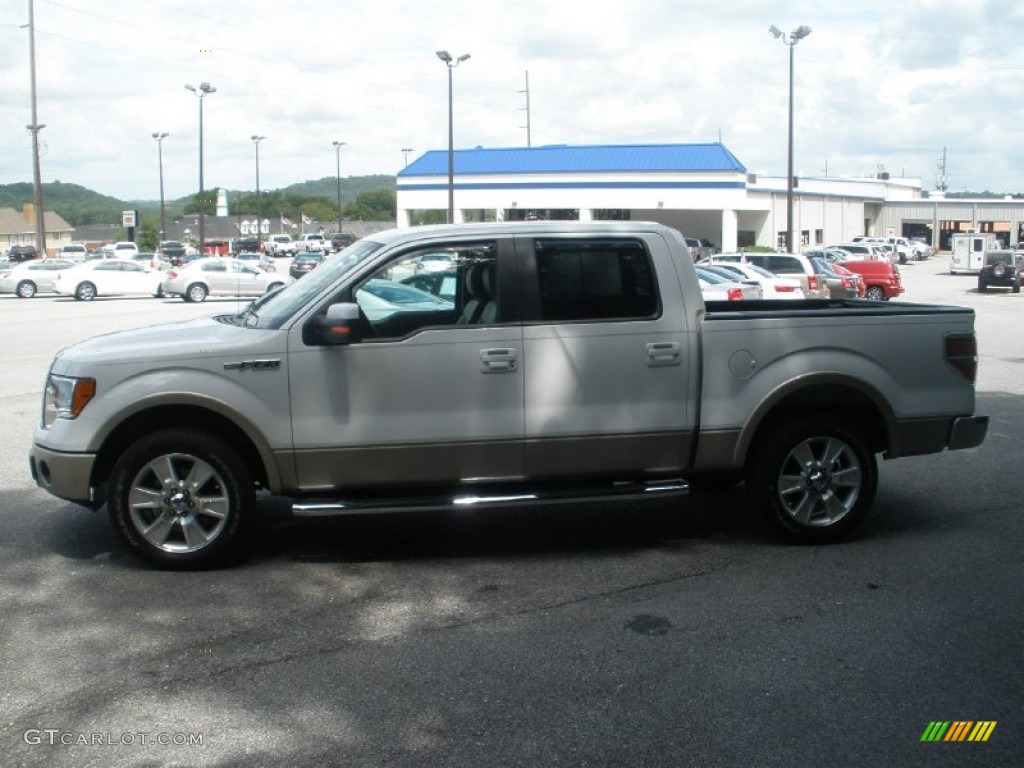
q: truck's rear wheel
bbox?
[108,429,255,569]
[746,416,877,542]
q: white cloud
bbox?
[2,0,1023,199]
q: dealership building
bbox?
[396,143,1024,251]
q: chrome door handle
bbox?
[480,347,518,373]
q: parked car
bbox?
[711,252,828,298]
[56,243,89,262]
[328,232,357,251]
[159,241,187,265]
[809,256,862,299]
[976,250,1023,293]
[695,270,747,302]
[51,258,164,301]
[7,244,39,263]
[202,239,231,257]
[27,221,988,569]
[231,237,262,255]
[356,279,454,321]
[236,251,276,272]
[835,260,904,301]
[0,258,76,298]
[289,251,325,279]
[131,252,171,270]
[111,241,140,258]
[160,257,289,302]
[699,259,804,299]
[400,269,459,300]
[695,265,763,299]
[297,233,329,253]
[265,234,297,257]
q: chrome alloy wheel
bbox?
[775,435,863,527]
[127,452,230,553]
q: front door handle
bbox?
[480,347,518,373]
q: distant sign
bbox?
[122,210,137,228]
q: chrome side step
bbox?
[291,478,689,517]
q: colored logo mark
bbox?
[921,721,997,742]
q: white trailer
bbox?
[951,233,999,274]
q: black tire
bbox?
[1012,283,1021,294]
[75,281,97,301]
[993,263,1007,278]
[16,280,37,298]
[266,282,284,293]
[745,416,878,543]
[108,429,255,570]
[977,277,987,293]
[865,285,885,301]
[186,283,208,302]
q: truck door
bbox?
[518,234,696,480]
[286,238,525,492]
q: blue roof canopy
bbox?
[400,143,747,177]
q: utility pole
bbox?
[27,0,47,256]
[519,70,532,147]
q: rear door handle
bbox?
[646,341,681,366]
[480,347,518,373]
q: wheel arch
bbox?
[738,376,894,468]
[91,404,275,506]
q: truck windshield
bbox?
[238,239,384,329]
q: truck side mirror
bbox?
[308,302,362,346]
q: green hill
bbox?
[1,175,398,228]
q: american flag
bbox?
[280,215,294,228]
[301,214,313,225]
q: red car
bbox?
[838,260,904,301]
[202,239,230,257]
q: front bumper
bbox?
[29,443,99,509]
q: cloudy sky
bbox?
[2,0,1022,201]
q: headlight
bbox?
[42,374,96,428]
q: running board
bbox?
[290,478,689,517]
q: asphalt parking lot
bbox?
[2,257,1022,767]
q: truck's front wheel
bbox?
[108,430,255,569]
[746,416,877,542]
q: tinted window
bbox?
[767,256,803,274]
[534,239,658,322]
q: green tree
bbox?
[344,188,396,221]
[138,218,159,251]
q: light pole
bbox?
[436,50,470,224]
[769,24,811,253]
[402,147,414,168]
[152,132,169,242]
[332,140,346,234]
[185,82,216,249]
[251,135,265,244]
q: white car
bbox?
[0,259,77,298]
[160,257,290,302]
[56,243,89,262]
[52,259,164,301]
[695,266,762,300]
[699,260,804,299]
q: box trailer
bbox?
[951,233,999,274]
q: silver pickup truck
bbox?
[29,222,988,569]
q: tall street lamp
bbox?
[769,24,811,253]
[332,140,346,234]
[251,135,265,244]
[185,81,216,249]
[152,132,169,242]
[436,50,470,224]
[402,147,414,168]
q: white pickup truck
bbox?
[29,222,988,569]
[296,232,329,253]
[264,234,297,257]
